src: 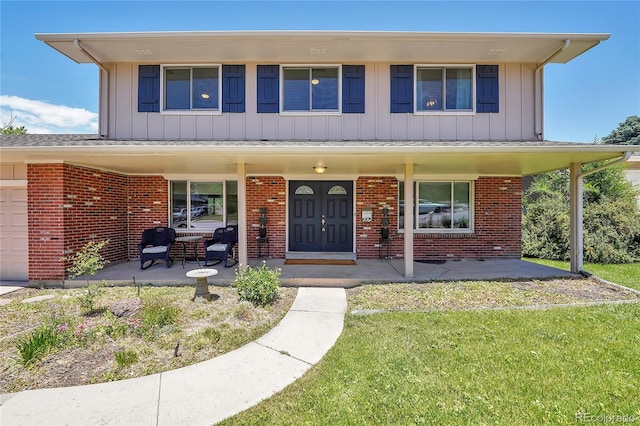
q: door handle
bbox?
[321,215,326,232]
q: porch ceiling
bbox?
[35,30,609,65]
[2,138,637,177]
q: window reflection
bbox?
[170,180,237,230]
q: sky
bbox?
[1,0,639,141]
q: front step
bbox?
[285,252,356,261]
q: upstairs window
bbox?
[282,66,340,112]
[416,66,474,112]
[391,64,497,114]
[163,66,221,111]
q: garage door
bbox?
[0,186,28,281]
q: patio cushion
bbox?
[142,245,168,254]
[206,243,228,252]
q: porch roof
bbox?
[1,134,638,177]
[35,30,609,65]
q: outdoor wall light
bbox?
[313,165,327,174]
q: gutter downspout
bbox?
[74,39,109,139]
[534,39,571,141]
[569,151,633,274]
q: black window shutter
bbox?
[390,65,413,113]
[222,65,246,113]
[342,65,365,113]
[257,65,279,113]
[138,65,160,112]
[476,65,499,113]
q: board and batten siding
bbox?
[107,62,536,141]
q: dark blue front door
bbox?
[289,181,353,252]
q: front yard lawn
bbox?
[223,279,639,425]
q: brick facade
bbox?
[355,177,401,258]
[127,176,169,259]
[28,163,128,282]
[246,176,286,258]
[26,164,521,281]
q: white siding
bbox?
[108,62,539,141]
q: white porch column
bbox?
[404,162,415,278]
[237,162,248,267]
[569,162,583,273]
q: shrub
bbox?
[523,166,640,263]
[583,197,640,263]
[522,193,570,260]
[232,262,281,306]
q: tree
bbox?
[0,124,27,134]
[523,118,640,263]
[601,115,640,145]
[1,115,27,134]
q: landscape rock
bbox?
[21,295,56,304]
[110,298,143,317]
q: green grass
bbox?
[523,258,640,291]
[223,303,640,425]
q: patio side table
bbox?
[186,268,218,302]
[176,235,203,268]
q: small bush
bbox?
[115,349,138,368]
[232,262,280,306]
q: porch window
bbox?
[416,65,474,112]
[163,66,220,111]
[282,66,340,112]
[170,180,237,230]
[399,181,473,232]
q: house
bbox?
[1,30,638,284]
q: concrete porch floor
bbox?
[60,257,577,288]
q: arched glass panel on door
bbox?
[294,185,315,195]
[327,185,347,195]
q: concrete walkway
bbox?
[0,287,347,426]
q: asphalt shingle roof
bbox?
[0,133,593,148]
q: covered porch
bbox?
[62,258,576,288]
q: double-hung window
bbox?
[399,181,473,232]
[163,65,221,111]
[282,65,340,112]
[416,65,474,112]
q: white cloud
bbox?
[0,95,98,134]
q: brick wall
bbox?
[355,177,402,258]
[246,176,286,258]
[127,176,169,259]
[28,163,128,282]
